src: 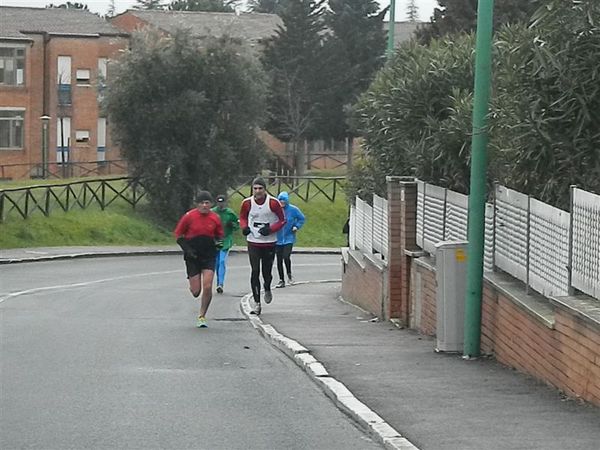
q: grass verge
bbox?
[0,184,348,249]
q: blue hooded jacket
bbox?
[276,192,305,245]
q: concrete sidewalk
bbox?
[241,282,600,450]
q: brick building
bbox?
[0,7,129,180]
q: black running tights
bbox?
[248,244,276,302]
[276,243,293,281]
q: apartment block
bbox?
[0,6,128,180]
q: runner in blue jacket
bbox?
[275,191,305,288]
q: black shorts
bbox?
[184,255,216,278]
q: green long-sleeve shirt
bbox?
[211,206,239,250]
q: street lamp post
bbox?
[40,115,51,179]
[464,0,495,358]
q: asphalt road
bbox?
[1,253,381,449]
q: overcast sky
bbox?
[0,0,438,21]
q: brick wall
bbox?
[410,261,600,406]
[341,251,386,318]
[342,176,600,406]
[414,261,437,336]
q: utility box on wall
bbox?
[435,241,468,353]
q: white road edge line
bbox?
[0,270,179,303]
[239,291,421,450]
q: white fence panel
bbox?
[484,203,495,272]
[416,180,425,248]
[422,184,446,254]
[372,194,388,258]
[529,199,570,297]
[495,185,528,283]
[571,188,600,299]
[354,198,365,253]
[355,197,373,254]
[349,204,356,250]
[446,190,469,242]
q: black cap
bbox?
[216,194,226,203]
[194,190,213,203]
[252,177,266,188]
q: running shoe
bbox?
[264,290,273,304]
[196,316,208,328]
[216,285,223,294]
[275,280,285,289]
[250,301,262,315]
[287,275,294,285]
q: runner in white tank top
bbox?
[239,177,286,314]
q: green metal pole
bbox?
[464,0,495,358]
[387,0,396,57]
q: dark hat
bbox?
[252,177,266,188]
[194,190,213,203]
[216,194,226,203]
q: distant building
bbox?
[0,6,129,180]
[383,20,424,47]
[111,10,281,53]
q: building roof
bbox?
[117,10,281,44]
[0,6,127,40]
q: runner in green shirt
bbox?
[211,194,240,293]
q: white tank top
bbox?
[247,195,279,244]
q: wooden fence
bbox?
[0,175,345,222]
[0,160,128,181]
[229,176,346,203]
[0,177,145,222]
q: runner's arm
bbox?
[268,198,286,233]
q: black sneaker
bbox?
[264,290,273,304]
[275,280,285,289]
[216,285,223,294]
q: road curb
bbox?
[239,291,420,450]
[0,246,341,265]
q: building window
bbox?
[75,130,90,143]
[76,69,90,85]
[57,56,72,105]
[0,47,25,86]
[0,110,24,149]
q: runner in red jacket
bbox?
[174,190,224,328]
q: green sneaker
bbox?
[196,316,208,328]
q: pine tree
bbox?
[406,0,419,22]
[261,0,330,147]
[46,2,89,9]
[247,0,287,14]
[134,0,165,10]
[417,0,540,43]
[107,0,116,16]
[167,0,236,12]
[324,0,387,137]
